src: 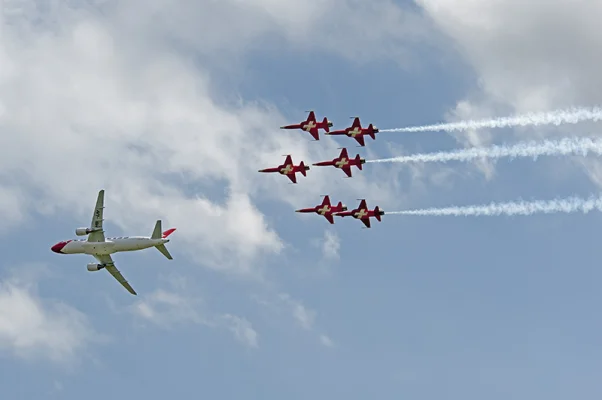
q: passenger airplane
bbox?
[50,189,176,295]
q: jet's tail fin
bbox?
[299,161,308,176]
[322,117,330,132]
[374,207,382,221]
[155,244,173,260]
[367,124,376,140]
[356,154,363,170]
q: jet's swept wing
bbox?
[88,190,106,243]
[94,254,137,295]
[308,128,320,141]
[353,134,366,147]
[286,173,297,183]
[341,166,353,177]
[361,218,371,228]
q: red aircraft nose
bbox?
[51,241,67,254]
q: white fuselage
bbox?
[53,236,169,256]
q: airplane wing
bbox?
[308,128,320,141]
[324,214,335,224]
[88,190,106,242]
[361,218,371,228]
[286,173,297,183]
[358,199,368,210]
[342,166,352,177]
[284,155,293,165]
[321,195,331,206]
[354,134,365,147]
[340,148,349,159]
[94,254,137,295]
[306,111,316,122]
[351,117,361,128]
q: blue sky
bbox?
[2,1,602,399]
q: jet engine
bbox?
[76,227,97,236]
[86,263,105,272]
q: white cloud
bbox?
[260,293,332,347]
[131,289,206,327]
[278,293,316,330]
[0,1,422,359]
[114,0,429,63]
[419,0,602,110]
[319,334,334,347]
[130,275,258,348]
[0,0,411,279]
[321,230,341,261]
[0,271,97,364]
[221,314,259,348]
[417,0,602,184]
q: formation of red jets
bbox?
[259,111,385,228]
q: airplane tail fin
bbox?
[299,161,308,176]
[151,220,163,239]
[151,221,175,260]
[368,124,376,140]
[374,207,382,221]
[356,154,363,170]
[322,117,330,132]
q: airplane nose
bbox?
[51,242,66,253]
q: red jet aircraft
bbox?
[280,111,333,141]
[312,147,365,178]
[335,199,384,228]
[326,116,378,146]
[295,195,347,224]
[258,155,309,183]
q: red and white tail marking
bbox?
[162,228,176,238]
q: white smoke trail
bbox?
[366,137,602,164]
[381,106,602,133]
[388,195,602,217]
